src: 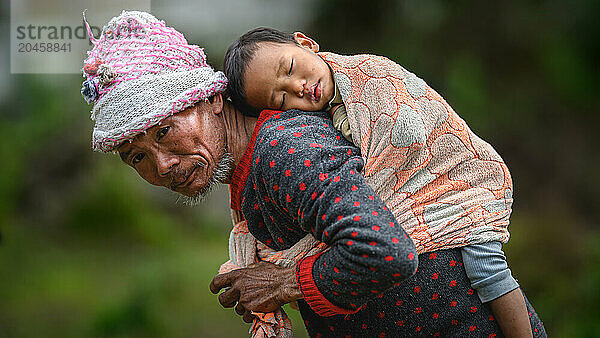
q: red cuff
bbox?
[296,252,361,317]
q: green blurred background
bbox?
[1,0,599,337]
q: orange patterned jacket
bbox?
[319,52,513,254]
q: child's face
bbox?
[243,33,335,112]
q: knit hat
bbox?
[81,10,228,152]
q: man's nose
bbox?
[156,151,179,176]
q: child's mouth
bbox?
[311,82,322,102]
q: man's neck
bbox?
[220,102,258,178]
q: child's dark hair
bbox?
[224,27,296,117]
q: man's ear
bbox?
[207,93,224,114]
[293,32,319,52]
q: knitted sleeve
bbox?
[253,111,418,317]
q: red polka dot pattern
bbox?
[233,109,544,337]
[297,248,545,337]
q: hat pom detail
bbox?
[81,78,99,105]
[84,60,102,75]
[96,64,117,87]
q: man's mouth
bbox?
[310,81,322,102]
[172,166,199,189]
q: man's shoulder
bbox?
[252,109,355,161]
[263,109,329,123]
[256,109,332,138]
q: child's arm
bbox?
[330,104,353,143]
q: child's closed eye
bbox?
[278,59,294,109]
[279,93,286,110]
[277,58,294,110]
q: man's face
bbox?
[243,34,335,112]
[117,97,231,199]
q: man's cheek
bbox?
[135,167,162,187]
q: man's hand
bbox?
[209,261,302,319]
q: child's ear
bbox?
[293,32,320,52]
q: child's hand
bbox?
[328,103,345,117]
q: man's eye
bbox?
[288,59,293,75]
[157,126,170,140]
[132,153,145,165]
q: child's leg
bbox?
[489,288,533,338]
[461,242,532,337]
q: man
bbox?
[83,11,545,337]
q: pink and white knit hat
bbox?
[81,10,228,152]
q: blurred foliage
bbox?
[1,0,599,337]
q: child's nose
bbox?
[292,80,307,97]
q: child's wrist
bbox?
[328,103,344,117]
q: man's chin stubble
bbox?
[176,152,234,206]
